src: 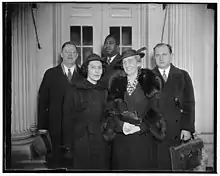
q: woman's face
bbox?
[87,60,103,83]
[122,55,140,76]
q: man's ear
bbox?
[170,53,174,62]
[60,52,63,58]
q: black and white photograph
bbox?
[3,1,218,173]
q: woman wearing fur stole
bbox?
[102,49,166,170]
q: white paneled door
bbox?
[61,3,144,65]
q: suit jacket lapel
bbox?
[153,64,178,99]
[153,67,165,88]
[163,64,184,98]
[108,53,121,66]
[57,64,77,84]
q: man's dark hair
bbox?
[104,34,119,45]
[153,43,172,54]
[61,41,78,51]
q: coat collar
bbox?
[153,64,183,96]
[108,69,161,100]
[153,64,182,82]
[73,78,106,90]
[154,64,180,76]
[105,53,121,66]
[56,64,82,84]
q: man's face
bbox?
[103,37,118,56]
[87,60,103,82]
[61,44,78,67]
[122,56,140,76]
[154,45,172,69]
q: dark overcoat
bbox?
[152,64,195,170]
[106,69,163,170]
[62,79,109,170]
[37,64,81,168]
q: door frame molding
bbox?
[53,3,148,68]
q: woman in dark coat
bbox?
[103,49,166,170]
[62,53,108,170]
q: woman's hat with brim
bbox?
[115,48,146,68]
[84,53,105,65]
[119,49,145,62]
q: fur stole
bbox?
[108,68,162,101]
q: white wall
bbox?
[36,4,54,89]
[146,4,168,68]
[191,6,214,133]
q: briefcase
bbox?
[169,137,204,171]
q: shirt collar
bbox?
[61,63,75,75]
[108,54,117,63]
[158,65,171,77]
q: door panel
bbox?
[61,3,140,65]
[102,4,140,52]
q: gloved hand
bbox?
[120,111,142,125]
[60,146,73,169]
[63,148,73,159]
[136,121,150,134]
[122,122,140,135]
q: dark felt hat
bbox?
[115,49,145,68]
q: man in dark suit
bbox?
[37,41,82,169]
[152,43,195,170]
[100,34,124,88]
[102,34,121,66]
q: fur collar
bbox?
[108,69,162,100]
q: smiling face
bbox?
[61,44,78,67]
[154,45,172,69]
[122,55,141,76]
[87,60,103,84]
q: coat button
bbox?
[176,120,178,123]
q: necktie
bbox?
[107,57,111,64]
[67,69,72,82]
[163,70,167,82]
